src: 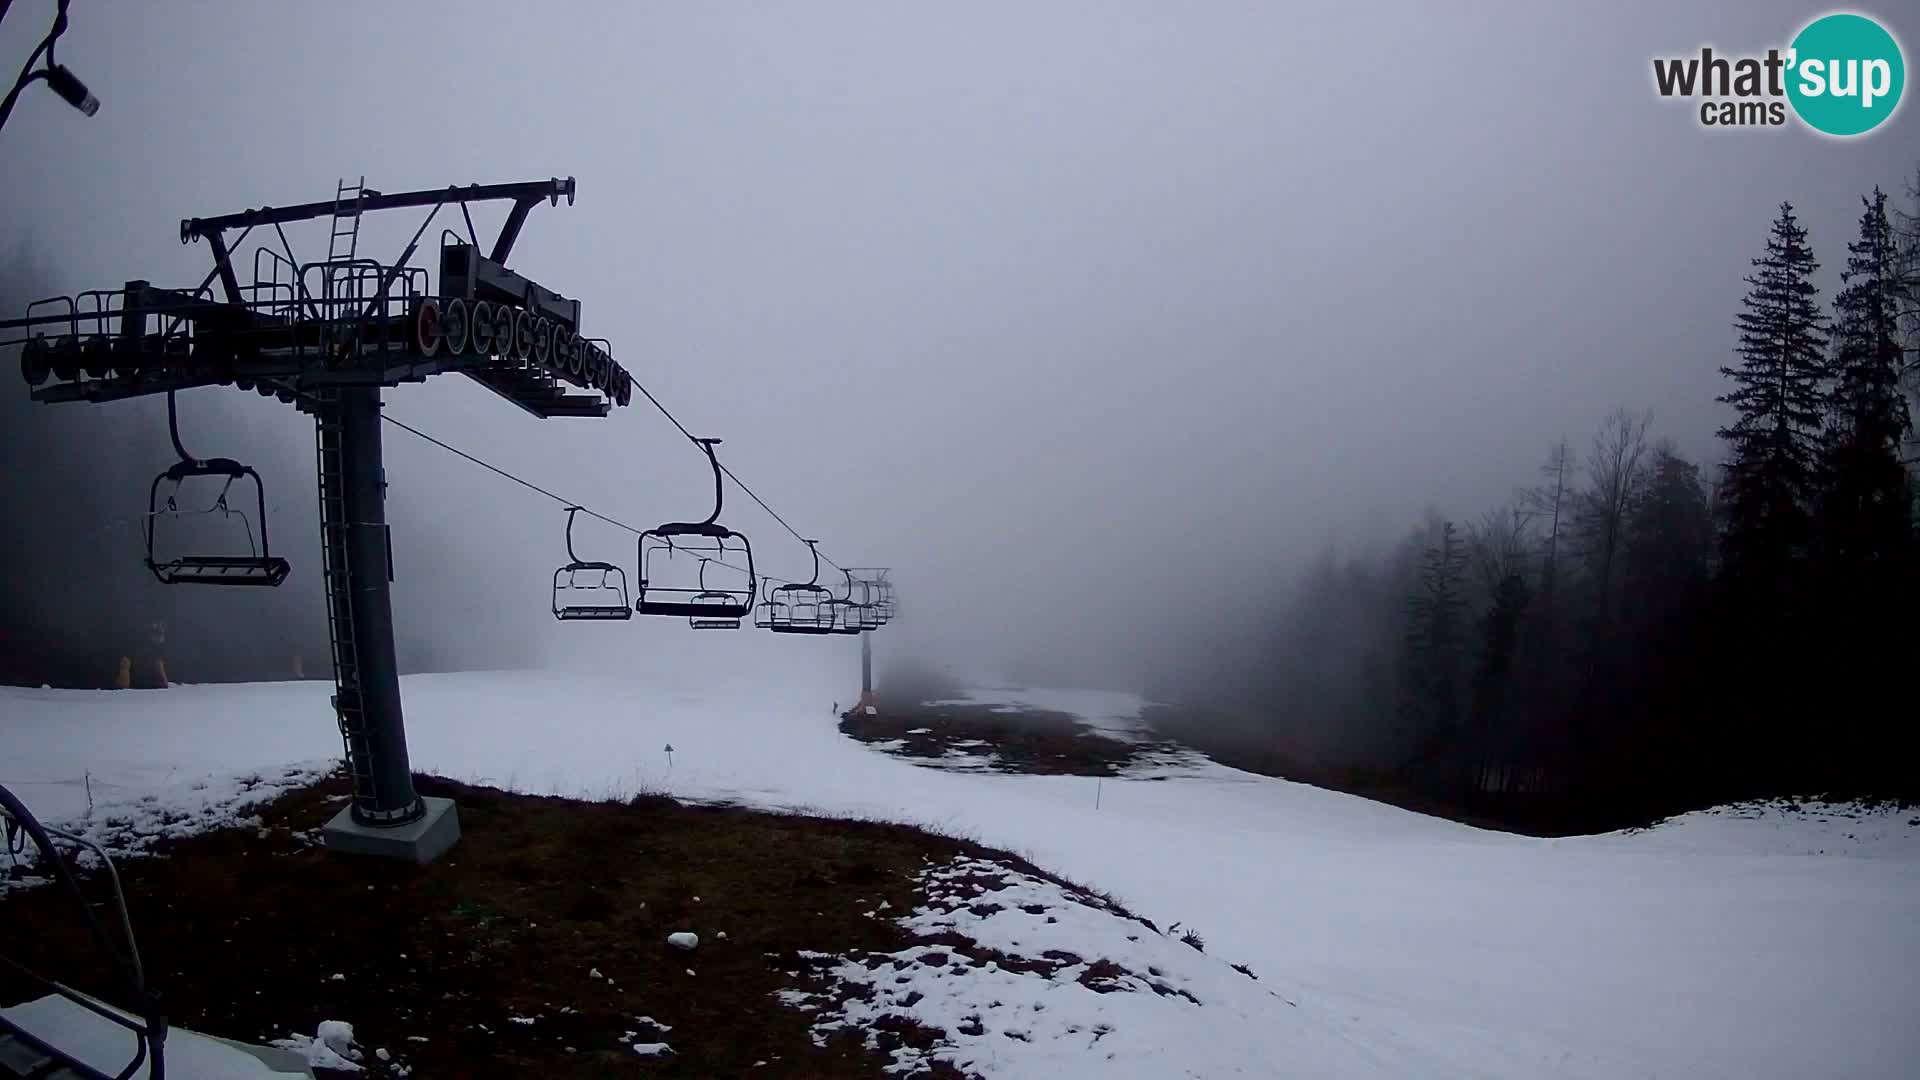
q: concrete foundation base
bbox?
[321,796,460,864]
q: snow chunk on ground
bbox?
[667,931,699,950]
[316,1019,356,1055]
[631,1041,673,1057]
[271,1019,363,1072]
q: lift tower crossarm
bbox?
[181,178,576,264]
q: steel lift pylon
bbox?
[2,175,634,863]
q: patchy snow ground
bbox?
[912,687,1217,778]
[929,688,1157,746]
[1,754,335,893]
[780,854,1383,1078]
[4,667,1919,1078]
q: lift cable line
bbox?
[360,394,807,587]
[626,374,847,575]
[342,398,811,587]
[254,355,845,587]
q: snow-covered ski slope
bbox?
[5,667,1917,1078]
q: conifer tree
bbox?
[1814,189,1915,791]
[1624,443,1713,614]
[1818,189,1912,591]
[1717,202,1829,589]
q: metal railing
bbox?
[0,782,166,1080]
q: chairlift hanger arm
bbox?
[696,438,724,526]
[164,389,201,464]
[563,506,584,564]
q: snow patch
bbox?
[0,759,336,894]
[271,1020,362,1072]
[774,855,1336,1077]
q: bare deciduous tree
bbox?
[1522,438,1575,623]
[1575,407,1654,634]
[1468,503,1536,596]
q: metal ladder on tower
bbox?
[314,394,377,810]
[328,176,366,264]
[322,177,367,336]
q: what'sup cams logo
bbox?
[1652,11,1904,137]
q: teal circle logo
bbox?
[1786,13,1905,136]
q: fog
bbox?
[2,1,1913,696]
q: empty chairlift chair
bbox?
[635,438,756,626]
[847,568,894,626]
[143,391,291,587]
[687,558,745,630]
[826,569,879,635]
[552,506,633,621]
[753,540,836,635]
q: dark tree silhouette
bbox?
[1815,189,1916,790]
[1401,520,1468,775]
[1716,203,1829,596]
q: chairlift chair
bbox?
[687,558,744,630]
[825,570,879,634]
[824,600,860,634]
[635,438,757,623]
[754,540,836,635]
[848,568,895,625]
[143,393,291,587]
[552,506,633,621]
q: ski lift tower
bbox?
[847,568,893,710]
[1,176,635,863]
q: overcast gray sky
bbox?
[2,1,1913,687]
